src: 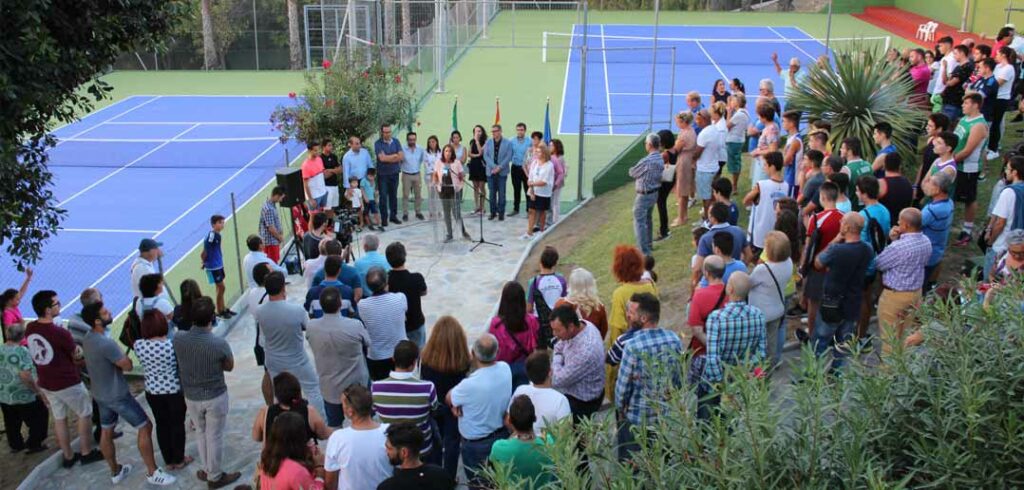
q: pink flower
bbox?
[322,60,332,70]
[288,92,296,99]
[753,367,765,379]
[325,99,335,108]
[394,75,402,83]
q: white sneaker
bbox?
[987,150,1000,160]
[146,467,177,486]
[111,464,132,484]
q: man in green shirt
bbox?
[840,137,872,211]
[489,395,555,486]
[952,93,990,246]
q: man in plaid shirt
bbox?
[700,271,766,419]
[259,186,286,263]
[614,292,683,461]
[629,133,666,256]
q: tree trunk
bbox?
[200,0,218,69]
[384,0,396,46]
[287,0,303,69]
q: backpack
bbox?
[866,211,889,255]
[119,297,142,353]
[530,276,557,349]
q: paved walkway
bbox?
[23,212,538,489]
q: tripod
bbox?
[470,184,502,252]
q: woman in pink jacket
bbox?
[488,281,540,391]
[548,139,567,226]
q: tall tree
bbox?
[287,0,302,69]
[0,1,186,268]
[200,0,220,69]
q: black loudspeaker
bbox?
[275,167,304,208]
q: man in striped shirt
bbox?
[259,187,285,264]
[371,340,438,459]
[629,133,665,256]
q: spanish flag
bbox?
[451,96,459,132]
[494,97,501,126]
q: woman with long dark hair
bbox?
[258,411,325,489]
[711,79,730,104]
[171,279,202,331]
[425,135,443,220]
[655,129,676,240]
[467,125,488,215]
[251,372,331,447]
[488,281,539,390]
[729,78,745,95]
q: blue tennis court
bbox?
[1,95,304,318]
[558,24,833,136]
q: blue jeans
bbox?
[461,429,507,488]
[378,172,400,222]
[941,103,963,122]
[97,393,150,429]
[765,317,786,368]
[984,248,997,283]
[487,173,507,217]
[616,418,640,461]
[633,191,658,255]
[323,401,344,428]
[812,316,856,372]
[407,325,426,348]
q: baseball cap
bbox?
[139,238,163,252]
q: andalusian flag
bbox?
[451,96,459,131]
[543,97,552,144]
[494,97,501,126]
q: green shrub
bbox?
[487,280,1024,488]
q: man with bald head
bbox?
[875,207,932,354]
[812,213,874,371]
[686,255,727,373]
[699,272,766,419]
[447,333,511,487]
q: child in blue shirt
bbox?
[361,168,382,231]
[202,214,234,318]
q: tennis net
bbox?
[541,32,891,65]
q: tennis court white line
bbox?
[62,137,279,143]
[59,140,283,314]
[766,26,818,62]
[694,40,729,80]
[600,25,614,135]
[101,121,272,126]
[56,123,200,208]
[557,23,575,136]
[59,228,161,234]
[56,96,163,145]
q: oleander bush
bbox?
[487,279,1024,488]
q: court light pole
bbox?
[647,0,661,131]
[824,0,833,56]
[575,0,589,202]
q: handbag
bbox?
[661,164,677,183]
[819,292,845,324]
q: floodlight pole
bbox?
[575,0,589,203]
[252,0,261,70]
[824,0,833,56]
[647,0,661,131]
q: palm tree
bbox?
[200,0,218,69]
[786,41,927,162]
[287,0,302,69]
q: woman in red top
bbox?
[488,282,539,390]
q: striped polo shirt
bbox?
[371,371,438,454]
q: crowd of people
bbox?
[6,21,1024,490]
[292,121,567,246]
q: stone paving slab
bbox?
[23,213,539,489]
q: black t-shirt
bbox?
[800,172,826,210]
[378,464,456,490]
[942,61,974,106]
[322,152,340,186]
[388,269,427,332]
[303,232,323,260]
[819,241,874,320]
[420,364,467,403]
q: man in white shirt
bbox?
[511,351,570,433]
[130,238,164,300]
[324,385,391,490]
[983,156,1024,281]
[242,235,287,289]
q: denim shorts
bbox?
[366,200,379,214]
[696,171,716,201]
[97,393,150,429]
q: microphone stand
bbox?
[470,182,502,252]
